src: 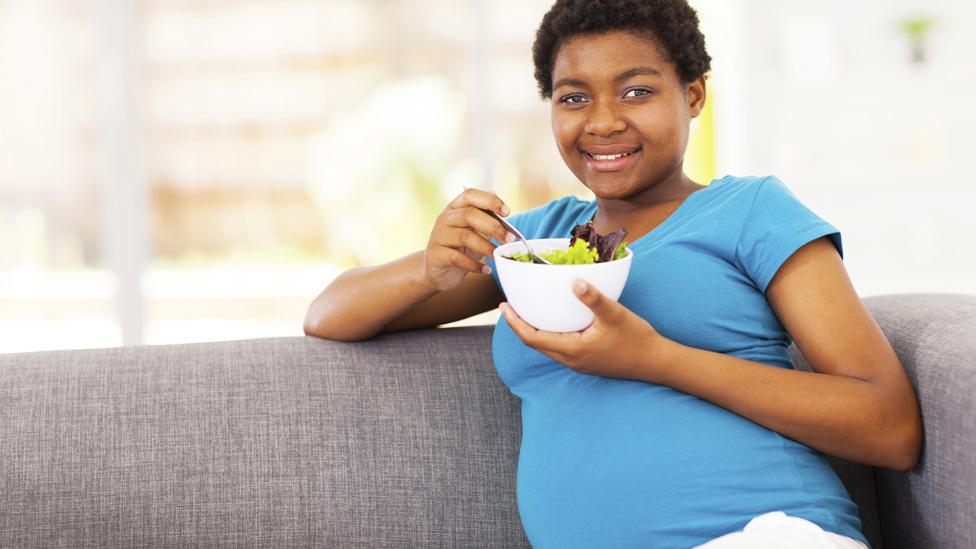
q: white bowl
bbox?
[493,238,633,332]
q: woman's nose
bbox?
[584,100,626,136]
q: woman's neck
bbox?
[591,172,704,229]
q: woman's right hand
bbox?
[421,187,516,292]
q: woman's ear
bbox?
[686,75,707,118]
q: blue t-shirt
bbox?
[484,175,867,548]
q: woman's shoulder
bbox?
[706,175,802,211]
[709,174,781,194]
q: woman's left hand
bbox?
[500,279,668,381]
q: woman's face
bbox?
[550,30,705,200]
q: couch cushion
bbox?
[863,294,976,549]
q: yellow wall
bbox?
[685,85,716,185]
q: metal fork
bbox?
[481,208,552,264]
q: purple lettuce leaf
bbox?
[569,221,628,263]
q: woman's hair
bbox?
[532,0,712,99]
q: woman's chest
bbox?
[491,239,789,392]
[621,242,783,350]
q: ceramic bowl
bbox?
[493,238,633,332]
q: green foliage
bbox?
[613,240,629,260]
[507,239,629,264]
[543,239,600,264]
[900,17,934,38]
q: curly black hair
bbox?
[532,0,712,99]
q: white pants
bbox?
[693,512,869,549]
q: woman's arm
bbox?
[648,236,923,471]
[304,187,512,342]
[303,251,437,342]
[303,251,503,342]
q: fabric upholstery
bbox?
[0,331,529,548]
[862,294,976,549]
[0,293,973,548]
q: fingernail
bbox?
[505,233,516,243]
[501,205,510,216]
[574,279,587,293]
[482,265,491,274]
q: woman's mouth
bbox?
[582,147,641,173]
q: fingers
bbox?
[445,188,516,246]
[428,187,515,278]
[572,279,616,319]
[441,226,496,260]
[444,207,515,246]
[443,248,484,274]
[463,248,493,275]
[452,187,510,217]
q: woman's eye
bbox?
[560,94,587,104]
[623,88,652,98]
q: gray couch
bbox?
[1,294,973,548]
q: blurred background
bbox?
[1,0,974,354]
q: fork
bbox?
[481,208,553,265]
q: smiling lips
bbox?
[582,146,642,172]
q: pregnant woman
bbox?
[304,1,922,547]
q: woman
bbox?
[304,1,922,547]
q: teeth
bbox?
[590,151,636,161]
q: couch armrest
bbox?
[863,294,976,549]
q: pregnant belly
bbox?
[514,383,823,548]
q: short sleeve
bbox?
[734,176,844,294]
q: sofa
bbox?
[1,293,973,548]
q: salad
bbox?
[504,221,629,265]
